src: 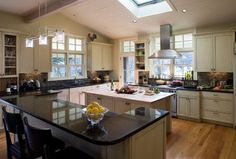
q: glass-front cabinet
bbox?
[2,33,17,76]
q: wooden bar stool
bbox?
[23,117,94,159]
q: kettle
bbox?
[35,80,40,90]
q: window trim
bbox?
[49,34,87,81]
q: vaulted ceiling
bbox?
[1,0,236,39]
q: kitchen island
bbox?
[0,94,169,159]
[83,88,174,133]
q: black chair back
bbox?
[2,106,26,159]
[23,117,53,158]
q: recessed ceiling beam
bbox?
[24,0,83,22]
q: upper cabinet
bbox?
[19,37,51,73]
[33,39,51,72]
[0,33,18,77]
[19,35,34,73]
[195,31,233,72]
[87,42,113,71]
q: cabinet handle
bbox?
[213,112,219,115]
[214,100,218,102]
[125,102,130,105]
[97,97,101,100]
[213,94,218,96]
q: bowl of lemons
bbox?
[82,102,108,126]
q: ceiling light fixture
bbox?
[25,0,65,48]
[182,9,187,13]
[55,30,65,43]
[132,19,137,23]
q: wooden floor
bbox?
[0,119,235,159]
[167,118,236,159]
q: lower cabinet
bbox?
[177,90,200,120]
[201,92,233,124]
[86,94,114,112]
[57,89,70,101]
[113,98,131,114]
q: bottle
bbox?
[110,80,114,91]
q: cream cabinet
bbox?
[57,89,70,101]
[33,39,51,72]
[195,32,233,72]
[87,42,113,71]
[201,92,233,124]
[19,35,34,73]
[177,90,200,120]
[114,98,132,114]
[70,88,86,106]
[0,32,3,75]
[86,93,114,112]
[18,37,51,73]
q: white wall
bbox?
[0,11,112,43]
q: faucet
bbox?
[74,77,78,84]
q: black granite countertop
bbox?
[176,87,234,93]
[0,90,62,97]
[0,96,168,145]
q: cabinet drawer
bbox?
[177,90,199,97]
[201,92,233,100]
[201,99,233,113]
[201,110,233,124]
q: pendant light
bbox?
[55,30,65,43]
[25,38,34,48]
[38,0,48,45]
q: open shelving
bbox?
[135,42,145,70]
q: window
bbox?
[123,56,135,84]
[151,33,193,78]
[123,40,135,52]
[174,33,193,49]
[68,37,82,51]
[174,52,193,77]
[50,36,86,80]
[132,0,163,6]
[121,40,135,84]
[52,37,64,50]
[51,53,66,78]
[153,59,172,78]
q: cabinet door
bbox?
[33,39,51,72]
[91,44,102,70]
[101,96,114,112]
[102,45,112,70]
[215,33,233,72]
[195,35,213,72]
[0,32,3,74]
[19,35,34,73]
[177,96,188,116]
[70,92,80,104]
[189,97,199,119]
[114,99,131,114]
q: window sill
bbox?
[48,77,87,81]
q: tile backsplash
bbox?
[197,72,233,86]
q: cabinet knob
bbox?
[125,102,130,105]
[97,97,101,100]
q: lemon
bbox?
[98,106,105,113]
[90,107,99,114]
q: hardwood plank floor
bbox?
[167,118,236,159]
[0,119,235,159]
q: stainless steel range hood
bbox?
[148,24,181,59]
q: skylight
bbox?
[132,0,164,7]
[118,0,172,18]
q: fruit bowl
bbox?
[82,102,109,126]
